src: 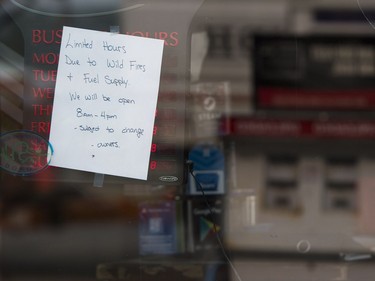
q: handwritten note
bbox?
[48,26,164,180]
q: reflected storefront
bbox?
[2,0,375,280]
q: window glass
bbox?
[2,1,375,281]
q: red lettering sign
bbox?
[32,29,62,45]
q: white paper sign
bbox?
[49,26,164,180]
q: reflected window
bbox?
[264,155,300,211]
[324,157,358,212]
